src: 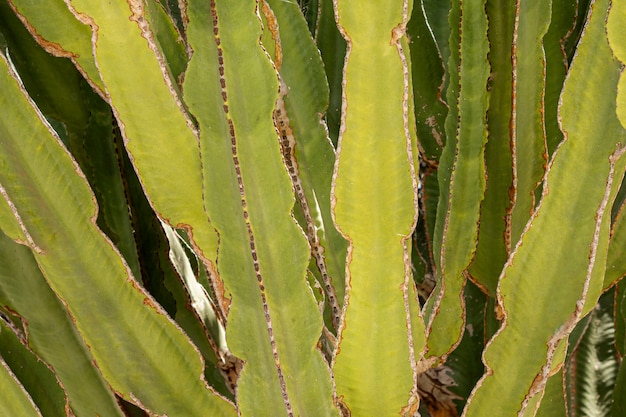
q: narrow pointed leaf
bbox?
[470,0,552,295]
[508,0,551,243]
[428,0,490,359]
[0,4,145,281]
[467,0,515,295]
[143,0,187,82]
[78,93,144,281]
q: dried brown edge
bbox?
[264,0,345,346]
[393,0,421,410]
[507,0,551,251]
[155,0,239,400]
[8,0,106,98]
[505,0,520,257]
[140,0,233,353]
[78,0,231,326]
[174,0,230,326]
[6,0,72,58]
[465,119,555,415]
[327,1,353,414]
[259,0,282,70]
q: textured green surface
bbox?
[607,0,625,129]
[468,0,515,295]
[0,319,67,416]
[0,51,236,416]
[67,0,219,264]
[509,0,552,243]
[428,0,489,359]
[1,1,626,415]
[184,0,337,415]
[607,194,626,287]
[464,0,626,414]
[0,357,42,417]
[265,0,347,330]
[8,0,102,91]
[407,0,447,162]
[0,231,125,417]
[534,369,567,417]
[331,1,424,414]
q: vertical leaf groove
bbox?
[274,82,342,333]
[208,2,293,414]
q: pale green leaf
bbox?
[331,1,423,414]
[0,357,43,417]
[464,0,626,414]
[0,50,236,417]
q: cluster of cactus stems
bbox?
[1,0,626,416]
